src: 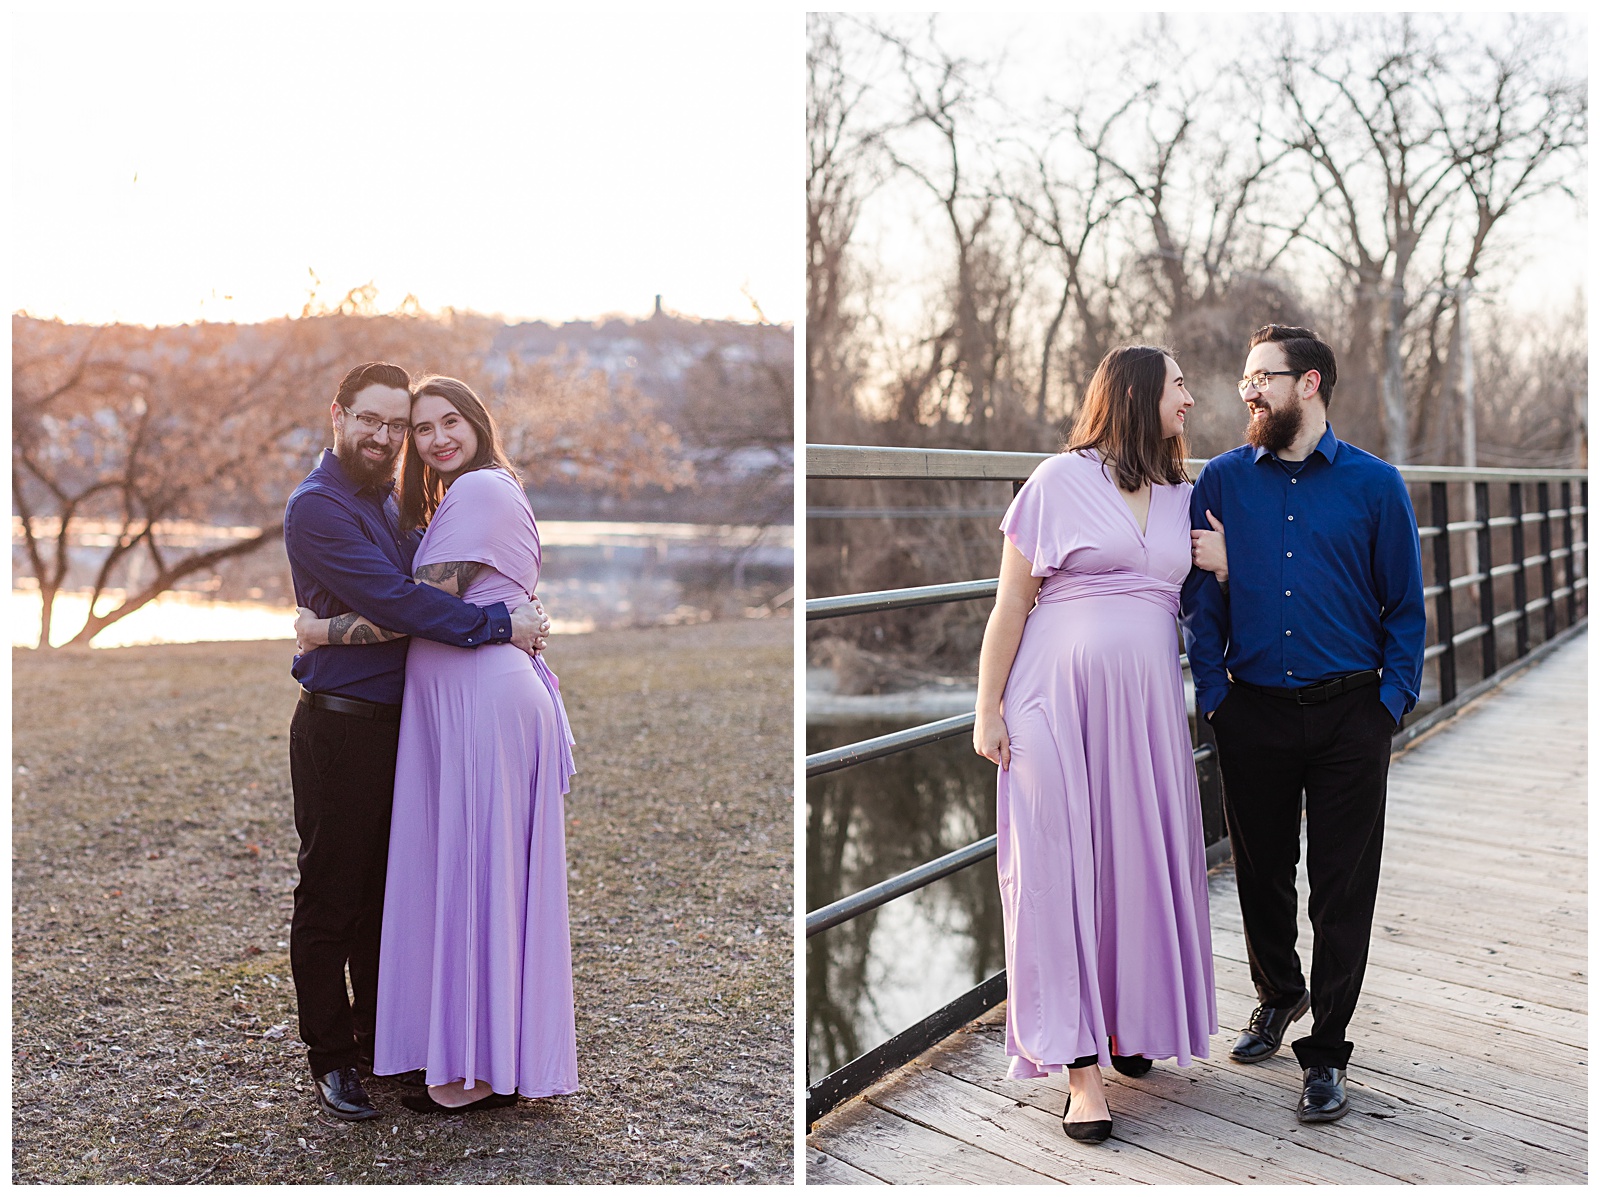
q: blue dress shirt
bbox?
[1180,426,1426,725]
[285,450,513,704]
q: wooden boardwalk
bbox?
[808,633,1587,1184]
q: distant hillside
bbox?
[490,310,793,523]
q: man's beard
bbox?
[1245,399,1304,455]
[336,436,401,489]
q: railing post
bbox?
[1581,479,1589,618]
[1560,480,1576,626]
[1537,482,1556,641]
[1430,482,1457,705]
[1508,482,1530,660]
[1474,481,1496,677]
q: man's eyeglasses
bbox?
[1237,370,1302,396]
[344,410,411,437]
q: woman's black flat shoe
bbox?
[1111,1053,1152,1078]
[401,1090,518,1115]
[1062,1093,1113,1143]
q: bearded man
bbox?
[1180,325,1425,1123]
[282,362,548,1120]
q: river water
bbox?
[806,720,1005,1083]
[12,520,792,648]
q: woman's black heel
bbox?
[1061,1093,1113,1143]
[1110,1053,1152,1078]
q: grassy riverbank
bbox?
[12,619,794,1184]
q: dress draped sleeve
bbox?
[414,468,540,598]
[1000,453,1081,578]
[415,467,574,788]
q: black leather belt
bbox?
[298,688,402,723]
[1234,670,1380,705]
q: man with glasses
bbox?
[1180,325,1425,1124]
[283,361,549,1120]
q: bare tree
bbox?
[872,18,1024,432]
[13,307,698,649]
[1270,13,1584,463]
[808,14,884,442]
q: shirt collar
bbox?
[1251,423,1342,466]
[316,447,395,500]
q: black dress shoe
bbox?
[1061,1093,1112,1143]
[1229,991,1311,1063]
[1110,1054,1152,1078]
[401,1089,518,1116]
[314,1066,380,1121]
[1297,1065,1349,1123]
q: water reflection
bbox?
[806,722,1005,1080]
[12,520,792,648]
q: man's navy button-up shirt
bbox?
[1180,426,1426,725]
[284,449,513,704]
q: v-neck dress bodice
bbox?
[994,449,1216,1075]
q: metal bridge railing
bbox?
[804,443,1587,1124]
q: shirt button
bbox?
[1286,629,1292,636]
[1287,670,1294,676]
[1287,515,1295,521]
[1291,478,1298,484]
[1285,590,1292,596]
[1286,551,1293,558]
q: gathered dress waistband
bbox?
[1035,569,1181,618]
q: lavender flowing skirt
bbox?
[374,638,578,1097]
[998,590,1216,1077]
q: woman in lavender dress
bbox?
[297,376,577,1113]
[973,346,1218,1143]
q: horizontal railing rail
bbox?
[806,712,976,777]
[806,445,1586,1124]
[807,578,999,621]
[808,443,1588,485]
[806,835,1000,937]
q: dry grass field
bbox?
[12,618,794,1184]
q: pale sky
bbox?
[11,8,801,327]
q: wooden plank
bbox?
[925,1033,1410,1184]
[1365,910,1587,964]
[1124,1056,1571,1183]
[807,1097,1066,1185]
[1209,926,1588,1023]
[805,1147,885,1185]
[1377,831,1587,878]
[865,1060,1223,1185]
[1135,1054,1587,1182]
[1374,860,1587,911]
[958,1009,1586,1179]
[1333,1059,1589,1167]
[1210,920,1588,1009]
[1207,1002,1588,1132]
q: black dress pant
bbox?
[287,700,399,1077]
[1209,682,1394,1069]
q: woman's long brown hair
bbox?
[398,376,520,533]
[1064,344,1188,491]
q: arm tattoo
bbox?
[328,612,404,645]
[414,559,485,595]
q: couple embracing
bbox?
[975,325,1425,1139]
[284,362,577,1120]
